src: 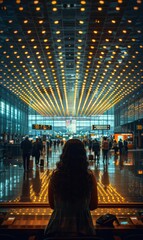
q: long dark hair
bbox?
[52,139,92,201]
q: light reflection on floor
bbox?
[0,146,143,204]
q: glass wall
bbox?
[0,86,114,142]
[28,108,114,139]
[0,86,29,142]
[114,92,143,148]
[115,95,143,131]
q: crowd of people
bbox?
[20,135,129,172]
[20,135,130,238]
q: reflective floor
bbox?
[0,146,143,204]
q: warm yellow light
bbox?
[51,1,57,4]
[134,6,139,10]
[54,20,59,24]
[81,1,86,4]
[39,20,43,24]
[19,7,23,11]
[53,8,57,11]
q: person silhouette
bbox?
[44,139,98,237]
[21,136,32,171]
[101,162,110,190]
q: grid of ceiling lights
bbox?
[0,0,143,117]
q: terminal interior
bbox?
[0,0,143,240]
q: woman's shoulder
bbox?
[49,169,60,186]
[87,169,96,182]
[87,169,93,174]
[51,169,64,179]
[87,169,95,178]
[51,169,59,176]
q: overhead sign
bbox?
[32,124,52,130]
[92,125,110,130]
[137,125,142,130]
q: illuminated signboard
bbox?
[92,125,110,130]
[66,120,76,133]
[32,124,52,130]
[137,125,142,130]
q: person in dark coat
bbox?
[123,140,128,154]
[21,136,32,171]
[118,138,123,155]
[32,138,43,167]
[92,139,100,162]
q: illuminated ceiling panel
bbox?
[0,0,143,116]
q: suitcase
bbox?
[40,159,44,167]
[88,154,93,160]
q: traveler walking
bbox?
[32,138,43,167]
[102,137,109,163]
[118,138,123,155]
[21,136,32,171]
[92,139,100,162]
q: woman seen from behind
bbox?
[44,139,98,237]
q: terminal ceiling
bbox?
[0,0,143,117]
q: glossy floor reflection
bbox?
[0,146,143,204]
